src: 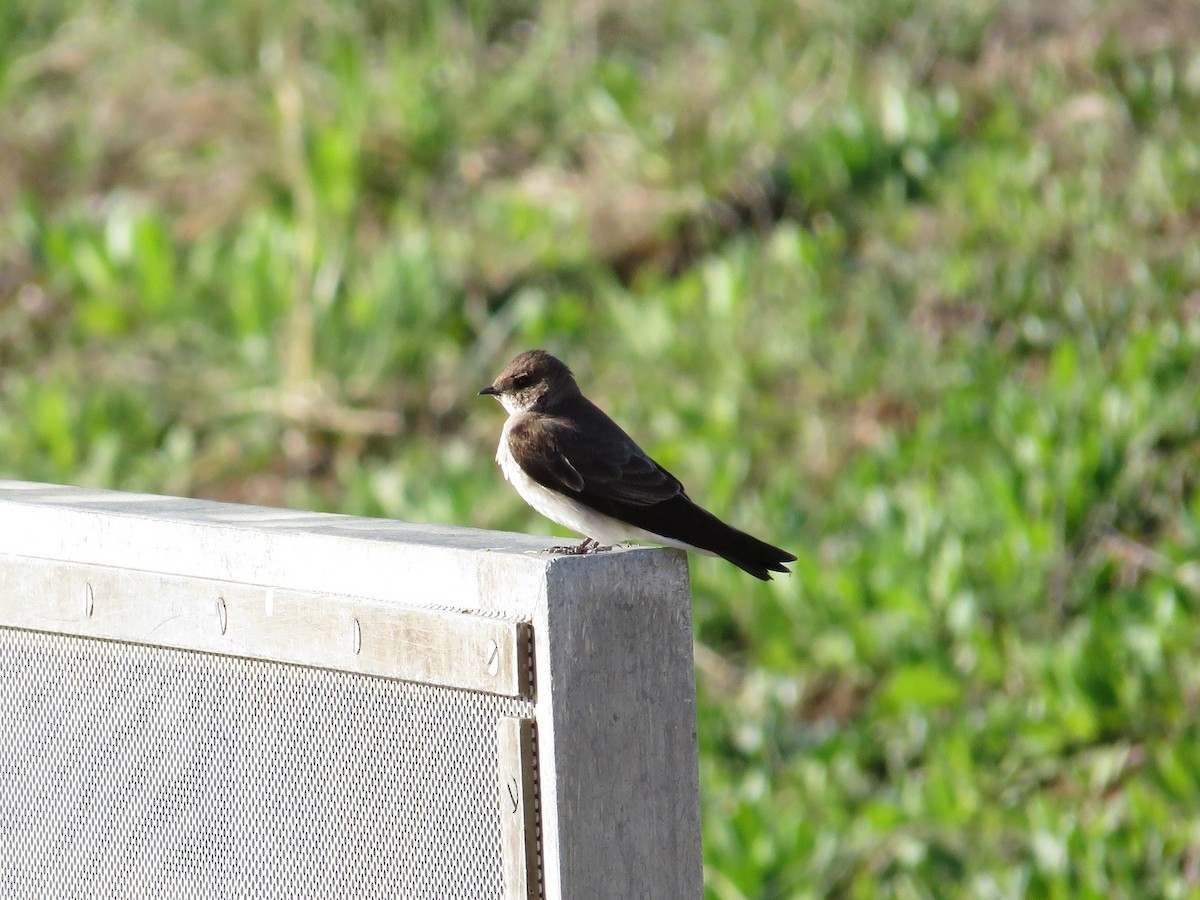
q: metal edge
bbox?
[497,716,542,900]
[0,553,533,698]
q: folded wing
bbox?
[506,398,795,580]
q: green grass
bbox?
[4,0,1200,895]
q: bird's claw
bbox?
[548,538,614,555]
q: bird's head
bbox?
[479,349,580,414]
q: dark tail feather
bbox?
[712,527,796,581]
[659,498,796,581]
[587,491,795,580]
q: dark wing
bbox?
[506,398,684,507]
[507,396,796,580]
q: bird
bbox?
[479,349,796,580]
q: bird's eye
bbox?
[512,373,533,389]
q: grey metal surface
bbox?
[0,627,533,899]
[497,717,542,900]
[534,551,702,899]
[0,481,704,900]
[0,553,532,697]
[0,479,654,619]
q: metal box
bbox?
[0,481,702,900]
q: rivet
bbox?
[216,597,228,635]
[486,639,500,676]
[84,582,94,618]
[352,618,362,655]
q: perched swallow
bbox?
[480,350,795,580]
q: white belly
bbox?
[495,419,706,552]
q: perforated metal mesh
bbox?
[0,627,533,899]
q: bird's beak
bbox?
[479,386,500,397]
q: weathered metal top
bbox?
[0,479,665,617]
[0,479,672,696]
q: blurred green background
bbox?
[3,0,1200,895]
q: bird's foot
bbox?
[548,537,614,555]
